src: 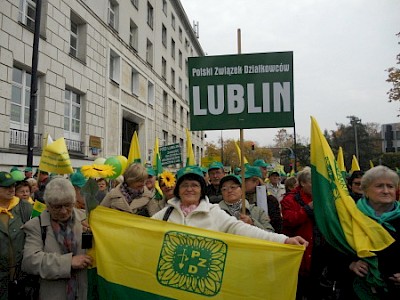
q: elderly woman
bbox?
[100,163,152,216]
[152,166,308,246]
[218,174,274,231]
[348,166,400,299]
[22,177,92,300]
[148,170,176,217]
[0,172,32,300]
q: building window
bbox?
[130,20,138,50]
[178,50,182,69]
[187,111,190,127]
[109,49,120,83]
[171,38,175,59]
[70,21,78,57]
[163,91,168,116]
[180,106,184,127]
[172,99,177,122]
[162,0,167,15]
[148,81,154,106]
[185,38,189,51]
[19,0,36,30]
[171,13,175,30]
[163,130,168,146]
[64,89,81,139]
[162,24,167,48]
[108,0,119,31]
[172,135,177,144]
[10,67,37,129]
[146,39,153,66]
[185,59,188,76]
[131,0,138,9]
[131,67,139,95]
[161,57,167,79]
[70,12,87,61]
[171,68,175,89]
[178,77,182,96]
[185,84,188,102]
[147,2,153,29]
[179,27,182,42]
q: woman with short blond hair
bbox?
[100,163,153,216]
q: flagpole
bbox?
[236,28,246,215]
[27,0,42,167]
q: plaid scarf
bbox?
[51,214,77,300]
[120,182,143,204]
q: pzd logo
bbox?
[157,231,227,296]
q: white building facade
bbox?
[0,0,205,171]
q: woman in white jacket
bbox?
[152,166,308,246]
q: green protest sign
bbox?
[160,143,182,166]
[189,52,294,130]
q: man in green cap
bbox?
[253,159,269,181]
[24,167,33,180]
[244,165,282,233]
[266,171,286,203]
[206,161,225,204]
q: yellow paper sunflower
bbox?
[81,164,115,178]
[159,171,176,188]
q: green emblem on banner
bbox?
[157,231,227,296]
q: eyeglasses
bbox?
[180,183,201,190]
[49,203,74,210]
[221,185,240,192]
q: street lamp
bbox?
[347,116,361,160]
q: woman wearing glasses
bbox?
[22,177,93,300]
[218,174,274,231]
[152,166,308,246]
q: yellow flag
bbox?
[185,128,195,166]
[337,147,346,173]
[152,138,163,176]
[88,206,304,299]
[369,160,374,169]
[39,135,73,174]
[127,131,141,165]
[234,141,249,165]
[350,155,361,173]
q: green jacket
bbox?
[0,199,32,300]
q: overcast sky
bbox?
[180,0,400,146]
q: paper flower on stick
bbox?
[81,164,115,178]
[159,171,176,188]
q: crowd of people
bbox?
[1,160,400,299]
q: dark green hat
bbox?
[220,174,242,187]
[146,167,156,177]
[244,165,262,179]
[10,166,19,173]
[0,171,16,187]
[253,159,269,168]
[200,167,208,174]
[70,172,88,188]
[176,166,204,180]
[208,161,223,171]
[24,167,33,172]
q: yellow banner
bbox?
[89,206,304,299]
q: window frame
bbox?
[64,88,81,141]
